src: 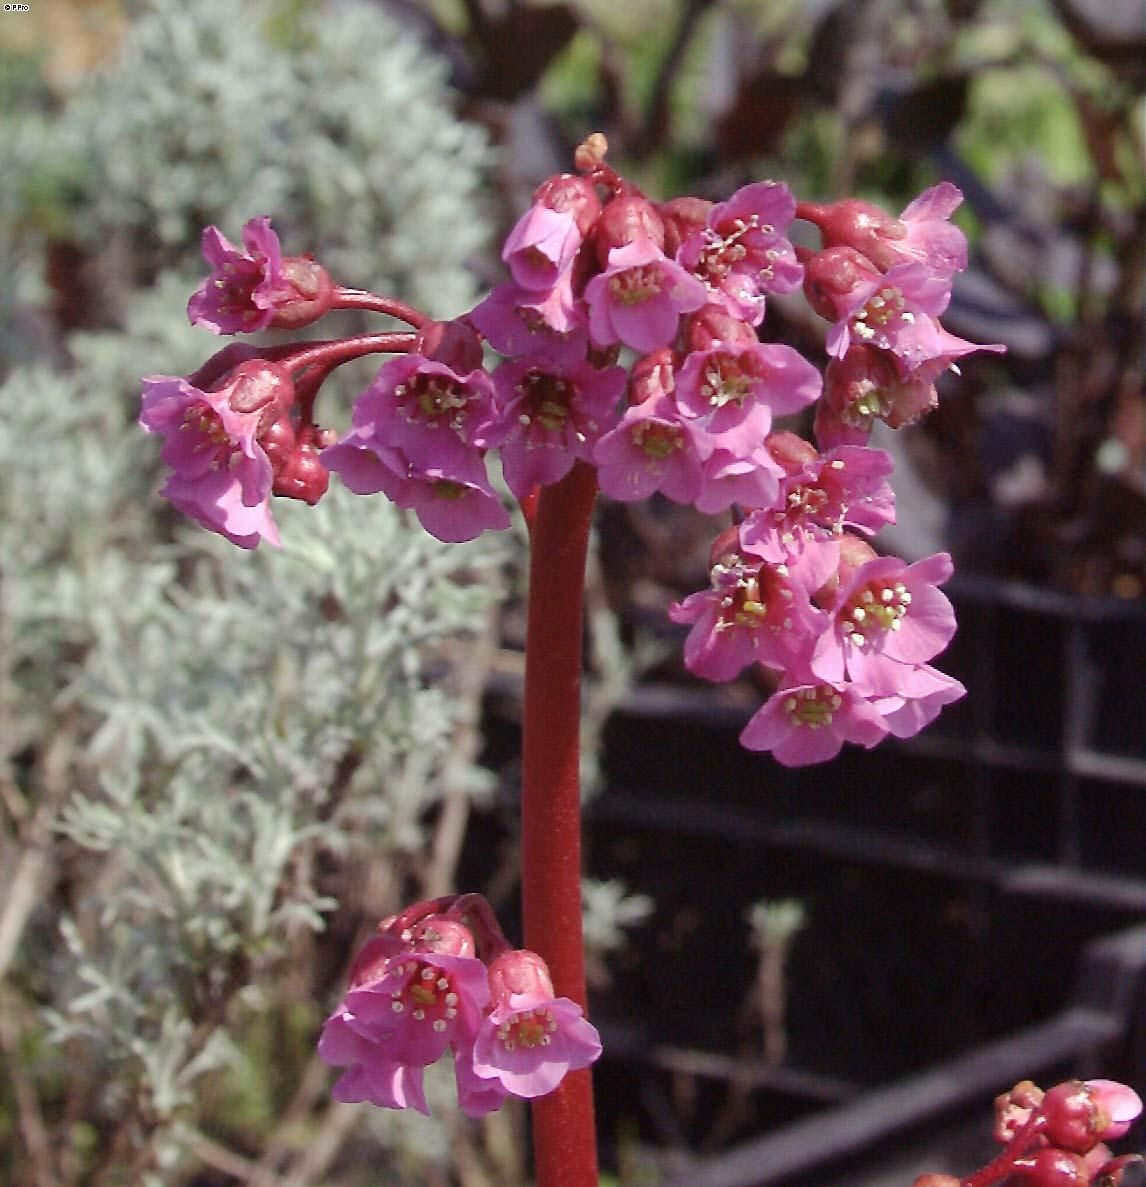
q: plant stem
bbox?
[520,460,600,1187]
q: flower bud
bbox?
[765,429,818,475]
[485,949,556,1006]
[803,246,882,322]
[708,524,743,569]
[272,443,329,505]
[659,195,713,256]
[799,199,907,272]
[594,195,666,267]
[414,319,485,374]
[629,349,676,406]
[258,413,297,474]
[683,305,758,352]
[574,132,609,174]
[267,255,335,330]
[533,173,603,238]
[408,916,477,958]
[1043,1081,1145,1154]
[226,359,296,414]
[996,1080,1045,1143]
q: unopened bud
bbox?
[799,199,907,272]
[1018,1147,1090,1187]
[533,173,603,238]
[629,349,676,405]
[414,319,485,374]
[574,132,609,174]
[226,359,295,414]
[660,196,713,256]
[708,524,743,569]
[766,430,818,475]
[258,413,297,473]
[803,246,881,322]
[486,949,555,1006]
[684,305,758,352]
[267,256,335,330]
[996,1080,1046,1143]
[595,195,665,267]
[272,443,329,505]
[408,916,476,958]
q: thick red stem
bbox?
[332,287,430,328]
[521,460,599,1187]
[963,1114,1048,1187]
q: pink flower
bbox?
[488,358,625,498]
[354,355,497,474]
[677,181,804,324]
[322,436,510,543]
[694,445,784,515]
[318,1014,430,1114]
[869,663,966,737]
[338,948,490,1070]
[739,445,896,590]
[470,950,602,1099]
[670,553,825,682]
[139,361,293,548]
[1086,1080,1143,1142]
[593,395,711,503]
[584,238,708,353]
[825,262,952,363]
[187,217,286,335]
[810,552,957,694]
[798,183,968,277]
[468,281,588,366]
[674,341,822,449]
[740,679,890,766]
[502,202,583,292]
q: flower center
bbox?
[608,265,664,307]
[519,371,572,432]
[783,686,842,729]
[841,580,911,645]
[631,419,682,460]
[389,961,460,1034]
[497,1008,558,1052]
[182,403,238,468]
[853,287,910,344]
[699,353,759,409]
[432,480,468,502]
[397,375,471,426]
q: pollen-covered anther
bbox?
[609,265,664,307]
[782,686,841,729]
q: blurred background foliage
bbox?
[1,0,1144,1184]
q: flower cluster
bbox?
[318,896,601,1116]
[917,1078,1143,1187]
[140,134,1004,763]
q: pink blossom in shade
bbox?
[674,341,822,448]
[471,991,603,1099]
[810,552,957,694]
[825,262,952,364]
[905,323,1007,385]
[670,553,826,682]
[677,181,803,324]
[468,281,588,367]
[358,354,498,474]
[593,395,711,504]
[187,217,286,335]
[870,663,966,738]
[340,949,491,1069]
[694,446,784,515]
[740,679,890,766]
[139,373,280,549]
[453,1045,511,1118]
[488,359,626,499]
[318,1014,430,1114]
[584,237,708,353]
[502,203,583,292]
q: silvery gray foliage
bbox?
[3,275,507,1162]
[63,0,491,317]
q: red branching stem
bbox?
[963,1114,1048,1187]
[282,332,418,376]
[521,460,599,1187]
[332,286,431,328]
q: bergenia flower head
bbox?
[139,359,293,548]
[471,949,602,1099]
[502,203,584,292]
[469,280,588,364]
[593,395,710,504]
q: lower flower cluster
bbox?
[318,896,601,1117]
